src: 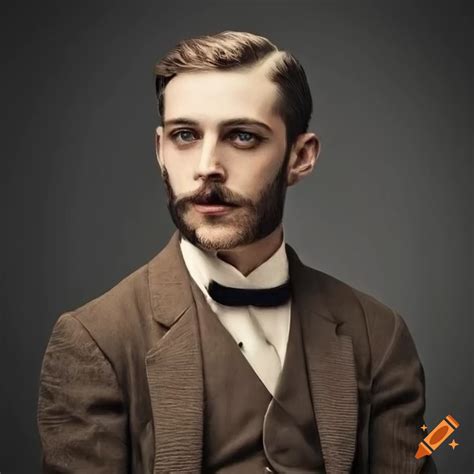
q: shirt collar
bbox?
[179,230,289,294]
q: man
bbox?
[37,31,437,473]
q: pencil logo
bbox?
[415,414,460,459]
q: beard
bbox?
[161,149,290,251]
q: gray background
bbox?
[1,1,471,473]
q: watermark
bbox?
[415,414,460,459]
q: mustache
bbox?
[176,182,251,208]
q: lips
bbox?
[193,203,237,215]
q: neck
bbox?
[215,225,284,277]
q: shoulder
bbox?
[305,263,399,330]
[49,258,161,366]
[302,263,413,375]
[70,261,150,327]
[288,244,400,340]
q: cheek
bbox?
[227,152,283,195]
[162,148,197,193]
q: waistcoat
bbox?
[189,279,326,473]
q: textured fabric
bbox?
[180,234,291,396]
[191,276,274,471]
[262,301,325,473]
[37,314,129,473]
[192,273,325,473]
[37,230,438,473]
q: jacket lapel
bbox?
[144,231,358,473]
[287,243,359,474]
[145,230,204,473]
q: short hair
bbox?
[154,30,313,150]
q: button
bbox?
[264,467,274,473]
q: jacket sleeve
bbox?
[368,311,437,473]
[37,312,129,473]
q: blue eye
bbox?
[236,132,253,141]
[172,130,196,143]
[169,129,263,149]
[228,131,262,148]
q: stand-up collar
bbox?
[179,231,289,296]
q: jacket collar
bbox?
[145,230,358,474]
[147,230,194,328]
[147,229,338,327]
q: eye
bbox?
[170,129,198,144]
[227,130,262,148]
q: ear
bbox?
[155,126,164,172]
[286,133,320,187]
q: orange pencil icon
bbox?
[415,414,460,458]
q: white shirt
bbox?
[179,234,292,396]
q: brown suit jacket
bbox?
[37,230,437,473]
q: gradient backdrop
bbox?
[1,2,471,473]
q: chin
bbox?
[194,224,250,251]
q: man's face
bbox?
[156,64,290,251]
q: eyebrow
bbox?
[163,117,273,134]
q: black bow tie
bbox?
[207,279,291,307]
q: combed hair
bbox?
[154,31,313,149]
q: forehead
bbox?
[162,66,282,127]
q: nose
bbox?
[194,136,226,182]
